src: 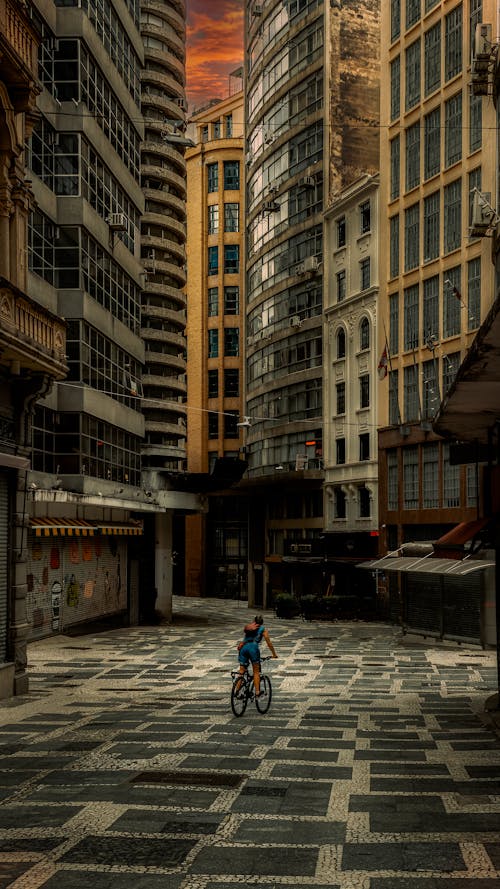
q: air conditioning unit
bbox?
[264,131,275,145]
[290,315,302,327]
[303,255,319,272]
[246,151,253,165]
[175,97,188,111]
[296,262,305,276]
[108,213,127,231]
[263,199,279,212]
[475,22,492,60]
[299,175,315,188]
[268,184,278,194]
[470,190,496,236]
[253,4,263,14]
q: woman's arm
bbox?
[263,629,278,657]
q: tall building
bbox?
[377,0,497,631]
[323,174,380,599]
[0,0,67,697]
[243,0,380,607]
[185,91,248,598]
[20,0,199,656]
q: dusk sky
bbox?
[186,0,244,110]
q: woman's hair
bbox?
[254,614,264,625]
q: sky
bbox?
[186,0,244,110]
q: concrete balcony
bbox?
[0,279,67,379]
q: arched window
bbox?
[337,328,346,358]
[360,317,370,350]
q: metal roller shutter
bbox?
[0,473,9,661]
[405,573,441,636]
[442,574,481,643]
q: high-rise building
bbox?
[377,0,497,631]
[243,0,380,607]
[185,91,247,598]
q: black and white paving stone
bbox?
[0,596,499,888]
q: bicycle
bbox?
[230,656,272,717]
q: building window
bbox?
[443,442,460,507]
[404,284,419,350]
[337,216,346,247]
[424,107,440,180]
[468,167,481,238]
[208,412,219,438]
[224,285,239,314]
[224,368,239,397]
[387,450,399,510]
[208,329,219,358]
[403,446,419,509]
[207,162,218,192]
[225,113,233,137]
[201,125,209,142]
[336,269,346,302]
[208,246,218,275]
[405,122,420,191]
[389,370,400,424]
[468,257,481,330]
[470,92,482,152]
[390,215,399,278]
[445,92,462,167]
[470,0,483,59]
[390,135,400,199]
[391,55,401,120]
[443,179,461,254]
[423,275,439,343]
[425,0,439,10]
[224,410,239,439]
[442,351,461,396]
[406,0,420,29]
[336,381,346,415]
[359,486,371,518]
[423,191,440,261]
[359,433,370,461]
[404,203,419,271]
[422,358,440,418]
[213,120,221,139]
[360,317,370,350]
[224,327,239,356]
[405,39,421,111]
[388,295,399,358]
[466,462,479,508]
[334,487,346,519]
[208,286,218,316]
[224,202,239,232]
[223,160,240,190]
[224,244,239,273]
[404,364,419,422]
[445,4,462,81]
[208,369,218,398]
[337,328,346,358]
[360,374,370,409]
[336,437,346,465]
[360,200,371,234]
[360,258,371,291]
[423,443,439,507]
[425,22,441,95]
[391,0,401,40]
[444,267,461,337]
[208,204,219,234]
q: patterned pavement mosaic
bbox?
[0,596,500,889]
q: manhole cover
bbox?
[131,770,244,788]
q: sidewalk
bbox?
[1,596,499,889]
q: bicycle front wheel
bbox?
[231,677,248,717]
[255,674,272,714]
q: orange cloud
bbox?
[186,0,243,109]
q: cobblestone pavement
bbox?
[1,596,500,889]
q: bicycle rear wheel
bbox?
[231,677,248,716]
[255,674,272,714]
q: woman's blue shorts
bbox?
[238,641,260,666]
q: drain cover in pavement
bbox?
[131,770,244,788]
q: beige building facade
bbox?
[184,91,246,598]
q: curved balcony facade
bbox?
[140,0,188,471]
[245,0,325,479]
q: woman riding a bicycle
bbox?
[236,614,277,697]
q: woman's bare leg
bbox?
[252,661,261,696]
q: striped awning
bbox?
[31,518,95,537]
[97,523,143,536]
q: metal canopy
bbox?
[361,555,495,575]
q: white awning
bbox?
[361,555,495,575]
